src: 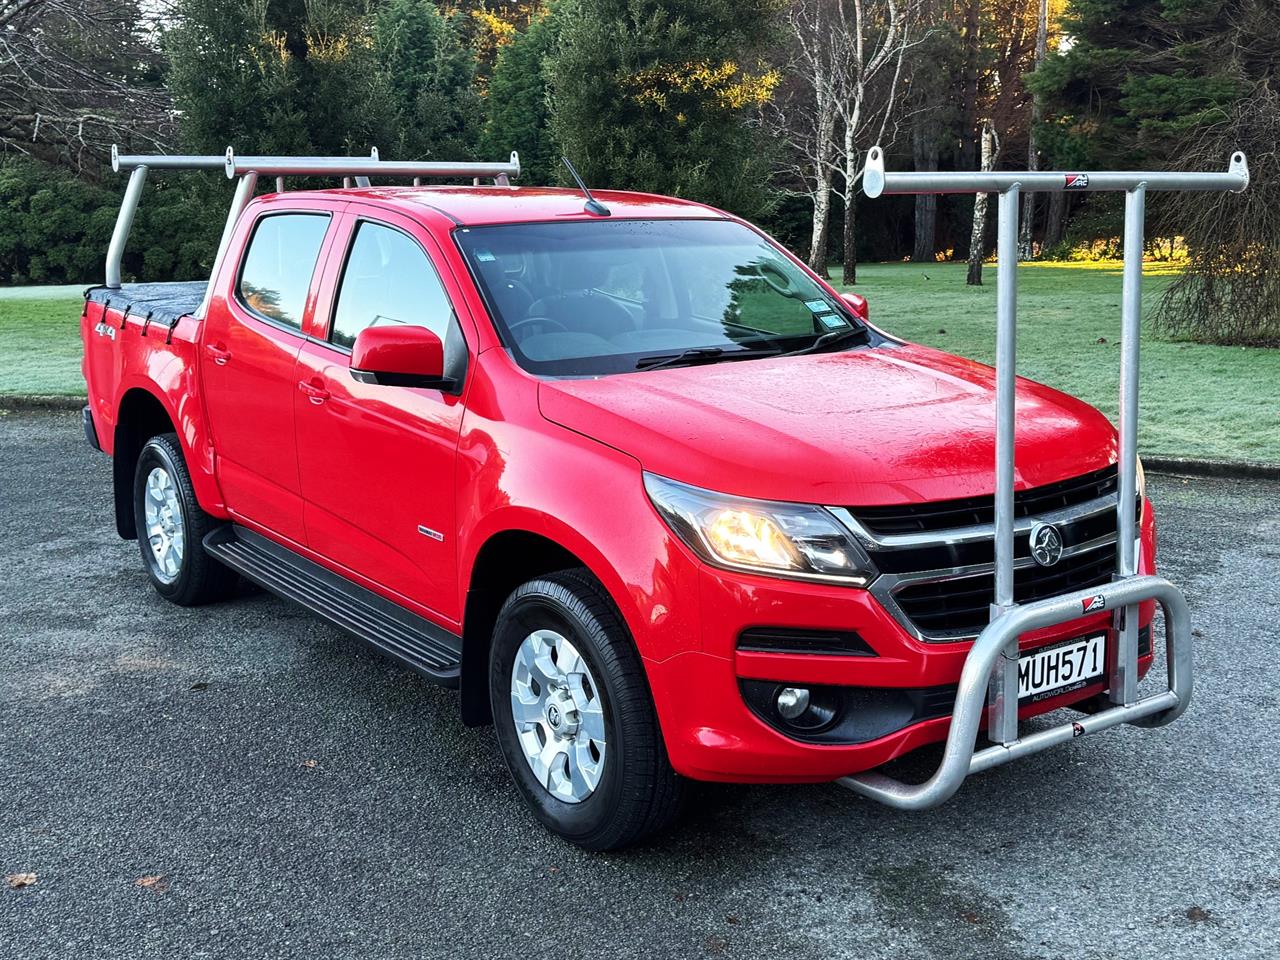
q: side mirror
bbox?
[840,292,869,321]
[350,325,456,390]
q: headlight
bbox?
[643,474,876,585]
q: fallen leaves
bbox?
[135,874,169,893]
[5,873,37,889]
[301,759,318,769]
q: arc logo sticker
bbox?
[1082,594,1106,613]
[1064,173,1090,190]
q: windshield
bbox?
[455,219,869,376]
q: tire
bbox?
[489,568,684,850]
[132,433,237,606]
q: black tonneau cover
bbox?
[85,281,207,327]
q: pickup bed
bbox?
[82,161,1160,850]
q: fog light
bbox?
[775,686,811,720]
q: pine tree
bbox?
[480,10,561,184]
[546,0,781,219]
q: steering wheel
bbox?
[759,260,799,298]
[507,315,570,340]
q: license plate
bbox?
[1017,635,1105,703]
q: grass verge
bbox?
[844,261,1280,463]
[1,262,1277,462]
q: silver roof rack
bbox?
[104,145,522,315]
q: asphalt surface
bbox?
[1,409,1277,960]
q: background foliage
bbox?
[0,0,1273,344]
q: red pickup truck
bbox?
[82,151,1157,850]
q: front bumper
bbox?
[647,499,1159,784]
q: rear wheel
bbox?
[132,433,237,606]
[489,569,684,850]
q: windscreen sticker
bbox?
[816,313,850,331]
[804,299,831,313]
[474,248,497,262]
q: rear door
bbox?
[201,201,343,545]
[293,207,473,622]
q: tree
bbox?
[904,9,962,263]
[965,118,995,285]
[765,0,843,273]
[0,0,171,174]
[1145,0,1280,346]
[766,0,917,279]
[481,9,561,183]
[546,0,780,219]
[374,0,482,161]
[1017,0,1048,260]
[833,0,918,284]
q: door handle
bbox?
[298,379,330,404]
[205,343,231,366]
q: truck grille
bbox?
[840,465,1134,642]
[851,465,1118,536]
[893,542,1117,637]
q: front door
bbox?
[293,210,471,623]
[201,206,340,546]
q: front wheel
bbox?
[132,433,237,606]
[489,569,684,850]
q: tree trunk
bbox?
[842,123,858,285]
[1044,190,1066,250]
[959,0,981,171]
[912,121,938,262]
[842,191,857,285]
[808,173,833,277]
[967,121,995,286]
[1018,0,1049,260]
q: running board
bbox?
[203,525,462,685]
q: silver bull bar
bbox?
[839,146,1249,810]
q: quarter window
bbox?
[237,213,330,329]
[331,222,455,350]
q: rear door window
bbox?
[237,213,331,329]
[329,221,455,350]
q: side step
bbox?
[204,525,462,686]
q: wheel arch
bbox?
[112,387,180,539]
[459,525,628,727]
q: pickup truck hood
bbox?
[537,343,1117,506]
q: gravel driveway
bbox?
[1,409,1276,960]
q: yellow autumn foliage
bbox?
[628,60,779,112]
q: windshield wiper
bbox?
[635,345,779,371]
[774,326,868,358]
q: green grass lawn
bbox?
[1,262,1277,461]
[0,288,86,397]
[843,261,1280,463]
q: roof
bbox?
[294,185,725,226]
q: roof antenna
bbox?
[561,156,611,217]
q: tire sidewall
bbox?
[133,438,194,601]
[489,584,629,844]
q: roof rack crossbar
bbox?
[105,145,521,296]
[221,148,520,181]
[862,145,1248,197]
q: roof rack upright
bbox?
[105,145,522,317]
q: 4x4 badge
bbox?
[1029,521,1064,567]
